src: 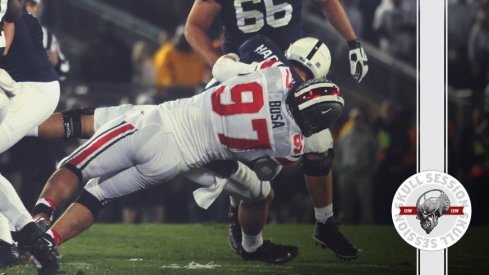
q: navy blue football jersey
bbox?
[216,0,303,54]
[0,9,57,82]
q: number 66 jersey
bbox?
[158,65,302,168]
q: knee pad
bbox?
[302,149,334,176]
[61,108,95,139]
[252,157,282,181]
[76,189,104,218]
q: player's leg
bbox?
[0,173,24,267]
[36,109,95,139]
[0,81,60,153]
[225,166,298,263]
[186,163,298,263]
[49,165,166,245]
[33,117,140,222]
[0,174,58,272]
[0,214,19,267]
[33,112,175,223]
[31,104,155,140]
[304,153,359,260]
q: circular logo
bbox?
[391,171,471,251]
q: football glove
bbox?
[348,40,368,83]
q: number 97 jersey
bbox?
[217,0,303,54]
[208,66,303,162]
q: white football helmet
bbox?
[285,37,331,79]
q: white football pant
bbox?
[0,79,60,153]
[0,174,33,237]
[0,70,60,241]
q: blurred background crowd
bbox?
[0,0,487,226]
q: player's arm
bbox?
[212,53,257,82]
[49,34,70,78]
[36,109,95,139]
[310,0,368,83]
[5,0,25,22]
[2,0,25,56]
[185,0,221,65]
[311,0,356,42]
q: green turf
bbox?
[2,224,487,274]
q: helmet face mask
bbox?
[287,79,344,137]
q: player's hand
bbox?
[348,39,368,83]
[47,50,60,66]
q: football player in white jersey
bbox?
[0,0,59,273]
[33,56,344,265]
[30,37,357,262]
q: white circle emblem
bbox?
[391,171,471,251]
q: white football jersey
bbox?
[156,66,304,168]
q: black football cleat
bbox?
[0,240,21,267]
[227,205,242,254]
[239,240,298,264]
[16,222,59,275]
[33,215,52,233]
[313,217,359,260]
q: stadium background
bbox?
[0,0,487,230]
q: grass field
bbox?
[2,224,488,275]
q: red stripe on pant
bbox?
[68,123,135,167]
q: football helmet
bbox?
[285,37,331,79]
[287,79,344,137]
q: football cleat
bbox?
[16,222,59,275]
[34,215,52,233]
[227,205,241,254]
[239,240,298,264]
[0,240,21,268]
[313,217,359,260]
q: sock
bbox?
[229,196,240,208]
[0,214,14,244]
[315,204,333,224]
[241,231,263,253]
[47,228,62,246]
[32,197,57,221]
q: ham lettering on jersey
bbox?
[254,44,279,61]
[269,101,285,129]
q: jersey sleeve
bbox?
[211,55,256,83]
[304,129,334,154]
